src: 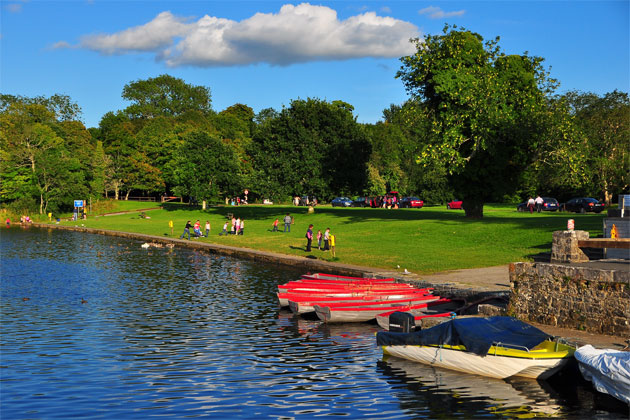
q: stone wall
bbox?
[508,262,630,337]
[550,230,589,263]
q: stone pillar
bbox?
[550,230,589,263]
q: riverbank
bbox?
[30,222,625,349]
[42,202,610,275]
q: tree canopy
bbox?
[122,74,213,119]
[397,26,565,217]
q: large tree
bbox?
[249,98,370,201]
[173,131,242,202]
[397,26,562,217]
[122,74,213,119]
[563,90,630,204]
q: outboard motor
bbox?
[388,312,415,332]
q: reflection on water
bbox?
[1,226,627,419]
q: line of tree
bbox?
[1,27,628,217]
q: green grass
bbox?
[50,201,606,274]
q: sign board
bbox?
[74,200,84,208]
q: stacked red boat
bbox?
[277,273,457,324]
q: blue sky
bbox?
[1,1,628,128]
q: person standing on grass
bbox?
[305,224,313,252]
[180,221,191,240]
[527,197,535,214]
[534,195,544,213]
[317,230,322,250]
[205,221,211,237]
[169,220,173,235]
[329,232,336,257]
[238,219,245,235]
[323,228,330,251]
[283,213,292,232]
[272,218,279,232]
[220,221,228,236]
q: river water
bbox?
[1,226,627,419]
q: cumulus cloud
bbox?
[60,3,419,67]
[418,6,465,19]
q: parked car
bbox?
[331,197,353,207]
[447,199,463,210]
[352,197,370,207]
[297,196,317,206]
[561,197,604,213]
[516,197,559,212]
[399,197,424,208]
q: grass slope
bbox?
[53,202,606,274]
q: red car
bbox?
[400,197,424,208]
[447,199,463,209]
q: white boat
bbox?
[574,344,630,404]
[314,298,448,323]
[376,316,576,379]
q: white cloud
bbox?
[80,11,192,54]
[418,6,465,19]
[61,3,419,67]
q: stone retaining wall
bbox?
[508,262,630,337]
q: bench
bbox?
[577,238,630,249]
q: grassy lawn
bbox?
[49,201,607,274]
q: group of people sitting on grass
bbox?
[179,219,212,240]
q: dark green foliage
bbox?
[397,25,563,217]
[173,131,242,202]
[122,74,212,119]
[248,98,370,201]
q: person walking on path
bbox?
[169,220,173,235]
[534,195,544,213]
[220,221,228,236]
[527,197,535,214]
[272,218,279,232]
[180,221,192,240]
[205,221,211,237]
[305,224,313,252]
[283,213,292,232]
[317,230,322,250]
[323,228,330,251]
[329,232,336,257]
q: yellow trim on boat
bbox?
[384,340,575,360]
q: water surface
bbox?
[1,226,627,419]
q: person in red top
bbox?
[272,218,279,232]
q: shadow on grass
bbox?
[160,202,606,233]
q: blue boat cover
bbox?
[376,316,553,356]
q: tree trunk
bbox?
[40,193,44,215]
[463,198,484,218]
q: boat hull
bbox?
[290,294,435,315]
[314,298,446,323]
[574,344,630,404]
[382,344,571,379]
